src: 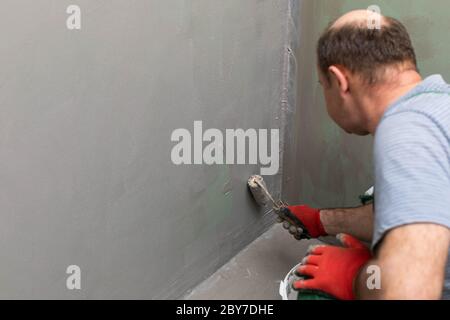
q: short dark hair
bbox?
[317,16,418,84]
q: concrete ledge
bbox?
[184,223,321,300]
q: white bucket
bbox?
[279,262,302,300]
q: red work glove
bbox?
[280,205,327,239]
[293,234,372,300]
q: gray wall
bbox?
[283,0,374,207]
[0,0,295,298]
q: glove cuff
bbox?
[315,210,327,237]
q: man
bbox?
[286,10,450,299]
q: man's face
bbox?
[317,68,368,135]
[318,70,351,133]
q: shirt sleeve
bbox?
[372,111,450,250]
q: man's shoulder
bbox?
[377,92,450,144]
[385,93,450,119]
[382,75,450,128]
[374,105,450,159]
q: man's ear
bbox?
[328,66,349,94]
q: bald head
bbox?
[331,9,385,30]
[317,11,417,85]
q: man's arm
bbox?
[285,204,374,241]
[320,204,373,242]
[356,223,450,299]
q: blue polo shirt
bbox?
[373,74,450,298]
